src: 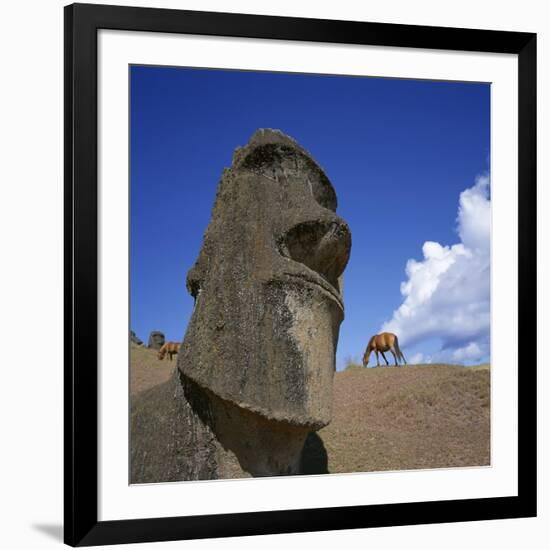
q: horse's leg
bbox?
[375,350,380,367]
[380,351,389,366]
[390,348,398,366]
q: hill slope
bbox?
[319,365,489,472]
[130,345,490,473]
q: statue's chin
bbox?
[178,275,341,430]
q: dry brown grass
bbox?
[130,344,176,396]
[130,346,490,473]
[320,364,490,472]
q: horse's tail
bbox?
[394,336,407,365]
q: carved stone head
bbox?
[178,129,351,429]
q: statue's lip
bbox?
[281,271,344,310]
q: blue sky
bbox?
[130,65,490,369]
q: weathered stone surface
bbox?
[147,330,165,350]
[130,330,143,346]
[131,129,351,482]
[131,369,222,482]
[131,368,329,482]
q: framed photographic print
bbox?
[64,2,537,546]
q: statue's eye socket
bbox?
[240,143,337,212]
[309,175,337,212]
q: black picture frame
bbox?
[64,2,537,546]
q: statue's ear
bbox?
[186,263,203,299]
[186,235,213,299]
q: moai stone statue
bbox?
[147,330,165,350]
[131,129,351,482]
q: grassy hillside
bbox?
[130,344,175,395]
[130,345,490,473]
[319,364,489,472]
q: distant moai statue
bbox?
[147,330,165,350]
[131,129,351,482]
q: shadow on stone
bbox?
[301,432,329,474]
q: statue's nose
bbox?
[279,218,351,290]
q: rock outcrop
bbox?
[131,129,351,482]
[130,330,143,346]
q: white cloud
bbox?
[457,174,491,252]
[381,174,490,365]
[409,352,425,364]
[451,342,482,362]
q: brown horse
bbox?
[158,342,180,361]
[363,332,406,367]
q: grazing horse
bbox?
[363,332,406,367]
[158,342,180,361]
